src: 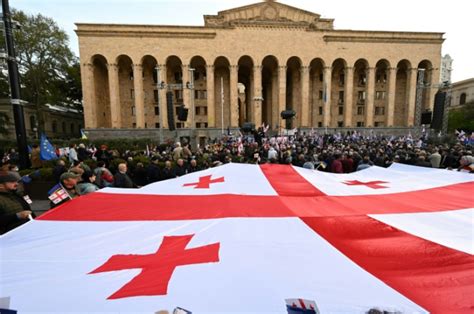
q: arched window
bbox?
[460,93,467,105]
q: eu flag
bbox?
[40,134,57,161]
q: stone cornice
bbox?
[323,30,444,44]
[75,24,217,39]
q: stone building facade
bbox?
[449,78,474,109]
[76,1,443,137]
[0,101,84,140]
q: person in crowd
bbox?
[50,172,81,208]
[182,143,193,161]
[146,158,161,183]
[93,161,114,188]
[174,159,188,177]
[331,153,343,173]
[342,153,354,173]
[428,148,441,168]
[96,144,112,167]
[68,143,78,164]
[69,160,85,177]
[0,171,35,235]
[77,143,89,161]
[114,163,135,188]
[30,144,42,169]
[161,160,176,180]
[132,162,148,187]
[187,158,201,173]
[357,155,374,171]
[458,155,474,173]
[172,142,183,161]
[52,159,68,183]
[415,155,432,168]
[78,170,100,195]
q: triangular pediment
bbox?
[204,1,334,30]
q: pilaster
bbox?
[133,63,145,128]
[107,63,121,128]
[206,65,215,127]
[386,67,397,127]
[300,65,310,127]
[344,66,354,127]
[365,67,376,127]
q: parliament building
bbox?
[76,0,444,139]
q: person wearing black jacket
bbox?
[0,171,35,235]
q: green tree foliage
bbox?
[448,102,474,133]
[10,9,82,132]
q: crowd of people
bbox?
[1,129,473,234]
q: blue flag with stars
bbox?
[40,134,57,161]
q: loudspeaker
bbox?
[421,111,432,125]
[166,91,175,131]
[281,110,296,120]
[431,91,446,130]
[177,106,189,122]
[241,122,255,133]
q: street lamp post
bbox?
[2,0,29,169]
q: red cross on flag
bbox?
[1,163,473,313]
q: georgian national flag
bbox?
[47,184,69,204]
[1,163,473,313]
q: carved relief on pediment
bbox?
[204,2,334,29]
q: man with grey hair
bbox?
[114,163,135,188]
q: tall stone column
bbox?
[206,65,215,128]
[344,66,354,127]
[107,63,121,128]
[278,65,286,130]
[300,65,310,127]
[229,65,239,127]
[323,66,332,127]
[386,67,397,127]
[407,68,418,127]
[158,64,168,129]
[133,63,145,128]
[426,67,438,111]
[81,63,96,128]
[365,67,376,127]
[182,64,191,128]
[253,65,263,127]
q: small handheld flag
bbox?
[40,134,58,161]
[285,298,319,314]
[47,184,70,204]
[80,129,88,140]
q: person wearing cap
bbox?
[50,172,81,209]
[0,171,35,235]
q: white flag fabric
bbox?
[1,163,473,313]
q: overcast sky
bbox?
[8,0,474,82]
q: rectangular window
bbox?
[154,106,160,115]
[318,106,323,115]
[374,121,384,127]
[155,123,160,128]
[132,123,136,128]
[174,72,182,83]
[358,91,366,100]
[338,106,344,115]
[358,74,366,86]
[357,106,365,115]
[318,122,322,127]
[130,89,135,99]
[356,121,365,127]
[131,106,136,116]
[319,73,323,82]
[154,90,158,102]
[337,121,343,127]
[175,90,183,101]
[375,107,385,115]
[144,123,147,128]
[318,90,323,100]
[338,91,344,103]
[376,91,386,100]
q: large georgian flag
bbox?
[1,163,473,313]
